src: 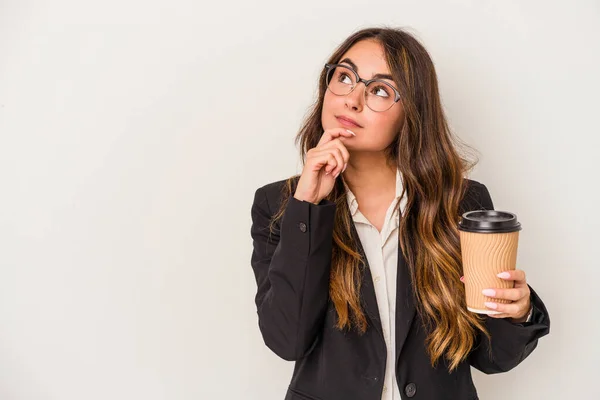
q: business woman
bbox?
[249,27,550,400]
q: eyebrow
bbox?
[339,58,394,81]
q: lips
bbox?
[336,116,362,128]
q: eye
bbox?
[338,72,353,85]
[370,84,390,98]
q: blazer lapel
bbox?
[347,214,384,341]
[354,246,418,395]
[394,242,417,363]
[347,205,417,355]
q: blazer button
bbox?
[405,383,417,397]
[298,222,307,232]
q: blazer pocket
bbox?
[288,387,323,400]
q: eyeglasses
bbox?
[324,63,401,112]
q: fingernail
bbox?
[482,289,496,297]
[325,171,330,175]
[484,302,498,309]
[343,163,347,172]
[497,272,510,279]
[334,171,340,178]
[459,276,464,282]
[346,129,356,136]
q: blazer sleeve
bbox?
[467,182,551,374]
[250,186,336,361]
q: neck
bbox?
[341,151,397,197]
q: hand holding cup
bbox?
[461,270,532,323]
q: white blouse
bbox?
[341,170,532,400]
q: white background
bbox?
[1,0,598,399]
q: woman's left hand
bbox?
[461,269,532,323]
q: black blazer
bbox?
[249,177,550,400]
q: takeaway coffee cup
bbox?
[458,210,522,314]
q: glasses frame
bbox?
[324,63,401,112]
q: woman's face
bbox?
[321,39,405,152]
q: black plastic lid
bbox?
[458,210,522,233]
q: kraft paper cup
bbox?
[458,210,522,315]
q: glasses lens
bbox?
[365,81,396,112]
[325,64,398,112]
[326,65,356,96]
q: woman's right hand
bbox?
[293,128,354,205]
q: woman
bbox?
[249,27,550,400]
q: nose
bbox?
[345,81,365,112]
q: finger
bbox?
[314,148,341,175]
[319,139,350,174]
[497,269,526,284]
[481,286,529,302]
[320,138,351,163]
[317,128,356,147]
[327,147,345,177]
[323,152,339,176]
[460,275,465,283]
[484,301,522,316]
[307,150,338,174]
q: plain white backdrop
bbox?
[1,0,598,399]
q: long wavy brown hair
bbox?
[268,26,491,372]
